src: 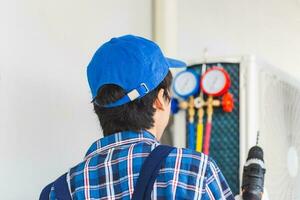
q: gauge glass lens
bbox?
[174,71,197,97]
[202,70,226,94]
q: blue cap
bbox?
[87,35,186,108]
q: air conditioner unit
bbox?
[170,56,300,199]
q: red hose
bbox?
[203,122,212,155]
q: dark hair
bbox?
[93,71,173,136]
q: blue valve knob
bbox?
[171,98,180,114]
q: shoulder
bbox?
[168,147,211,164]
[165,147,217,175]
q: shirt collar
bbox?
[84,130,159,160]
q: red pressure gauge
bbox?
[200,67,231,97]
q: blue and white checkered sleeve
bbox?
[202,158,235,200]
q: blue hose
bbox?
[188,122,195,150]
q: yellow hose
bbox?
[196,123,203,152]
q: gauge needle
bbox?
[181,79,190,91]
[210,77,218,91]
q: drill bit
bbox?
[256,131,260,146]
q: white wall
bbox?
[0,0,151,199]
[2,0,300,199]
[177,0,300,79]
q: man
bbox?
[40,35,235,199]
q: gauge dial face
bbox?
[173,70,199,98]
[201,67,230,96]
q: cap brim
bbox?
[166,57,186,68]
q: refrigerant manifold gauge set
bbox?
[171,65,234,155]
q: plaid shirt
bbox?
[48,131,235,200]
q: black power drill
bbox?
[241,134,266,200]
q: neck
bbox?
[146,127,158,139]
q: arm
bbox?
[202,158,235,200]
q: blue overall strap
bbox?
[39,182,54,200]
[131,145,174,200]
[39,173,72,200]
[53,173,72,200]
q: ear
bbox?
[154,89,166,111]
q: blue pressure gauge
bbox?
[173,69,199,99]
